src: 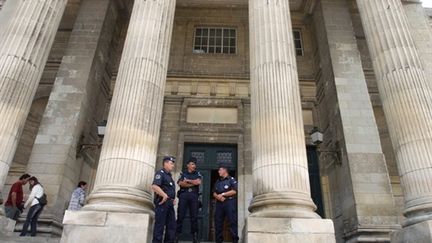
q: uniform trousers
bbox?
[153,199,176,243]
[176,191,199,234]
[214,198,238,243]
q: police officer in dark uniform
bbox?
[151,156,176,243]
[176,157,202,243]
[213,164,239,243]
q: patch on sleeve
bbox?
[155,174,161,180]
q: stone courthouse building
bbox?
[0,0,432,242]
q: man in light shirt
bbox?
[68,181,87,211]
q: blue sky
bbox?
[423,0,432,8]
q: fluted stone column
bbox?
[248,0,316,219]
[0,0,67,192]
[246,1,335,242]
[356,0,432,242]
[403,1,432,86]
[61,1,176,242]
[84,0,176,213]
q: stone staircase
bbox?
[0,213,61,243]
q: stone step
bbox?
[0,239,225,243]
[0,234,60,243]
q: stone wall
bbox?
[167,6,316,80]
[78,4,129,193]
[312,5,352,242]
[313,0,401,241]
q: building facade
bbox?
[0,0,431,242]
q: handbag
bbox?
[37,193,48,206]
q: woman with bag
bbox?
[20,176,45,237]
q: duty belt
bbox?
[181,188,198,193]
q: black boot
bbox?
[192,233,199,243]
[175,234,179,243]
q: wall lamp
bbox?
[76,120,107,156]
[310,127,342,166]
[97,120,107,137]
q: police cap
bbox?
[163,156,176,163]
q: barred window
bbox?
[293,30,304,56]
[193,27,236,54]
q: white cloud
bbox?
[423,0,432,8]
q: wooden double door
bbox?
[179,144,237,242]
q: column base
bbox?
[60,210,153,243]
[245,217,335,243]
[0,215,16,237]
[391,220,432,243]
[248,192,320,219]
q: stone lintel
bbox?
[61,210,152,243]
[245,217,335,243]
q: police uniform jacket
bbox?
[214,176,237,200]
[152,168,176,204]
[178,170,202,193]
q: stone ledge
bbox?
[247,217,335,233]
[391,220,432,243]
[61,211,153,243]
[246,217,335,243]
[62,210,107,226]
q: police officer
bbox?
[213,164,239,243]
[176,157,202,243]
[151,156,177,243]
